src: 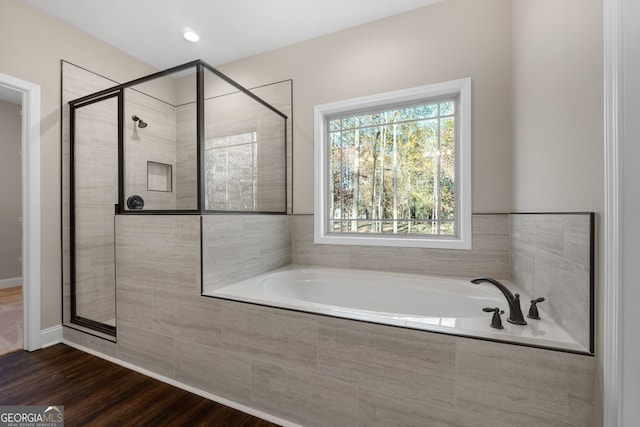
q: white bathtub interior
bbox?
[204,264,587,353]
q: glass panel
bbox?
[440,116,456,224]
[206,133,256,210]
[327,100,457,236]
[440,100,455,116]
[73,96,118,328]
[330,131,341,220]
[203,67,286,212]
[67,61,289,340]
[123,66,198,211]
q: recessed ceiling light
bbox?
[183,30,199,42]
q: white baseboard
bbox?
[62,339,300,427]
[40,325,63,348]
[0,277,22,289]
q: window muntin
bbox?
[314,78,471,249]
[328,100,456,236]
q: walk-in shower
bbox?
[67,59,288,335]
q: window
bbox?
[314,78,471,249]
[205,132,258,210]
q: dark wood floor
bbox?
[0,344,280,427]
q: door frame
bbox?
[602,0,640,423]
[0,72,41,351]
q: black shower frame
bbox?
[68,59,288,336]
[69,59,288,215]
[69,89,121,336]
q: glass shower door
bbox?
[70,91,119,336]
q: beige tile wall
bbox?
[455,338,595,426]
[510,213,593,351]
[62,63,193,326]
[203,89,287,212]
[175,102,198,209]
[64,214,596,427]
[250,81,293,214]
[115,215,201,294]
[171,80,292,213]
[292,213,510,279]
[293,212,593,353]
[202,215,291,292]
[124,88,178,210]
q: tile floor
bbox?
[0,286,23,355]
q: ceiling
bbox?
[24,0,441,71]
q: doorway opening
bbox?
[0,72,41,351]
[0,91,23,355]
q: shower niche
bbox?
[67,60,288,336]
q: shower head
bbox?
[132,115,148,128]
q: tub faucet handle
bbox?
[471,277,527,325]
[527,297,546,320]
[482,307,505,329]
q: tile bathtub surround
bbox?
[221,301,317,371]
[317,316,457,408]
[63,213,596,426]
[152,289,222,348]
[293,212,593,353]
[358,389,512,427]
[65,299,596,427]
[251,362,359,427]
[202,214,291,292]
[455,338,595,426]
[292,213,510,279]
[175,339,253,405]
[510,213,593,351]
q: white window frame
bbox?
[313,78,472,249]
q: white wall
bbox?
[0,0,158,329]
[511,0,603,212]
[215,0,603,216]
[0,100,22,280]
[217,0,513,214]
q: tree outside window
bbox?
[328,100,456,237]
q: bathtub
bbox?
[205,265,587,353]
